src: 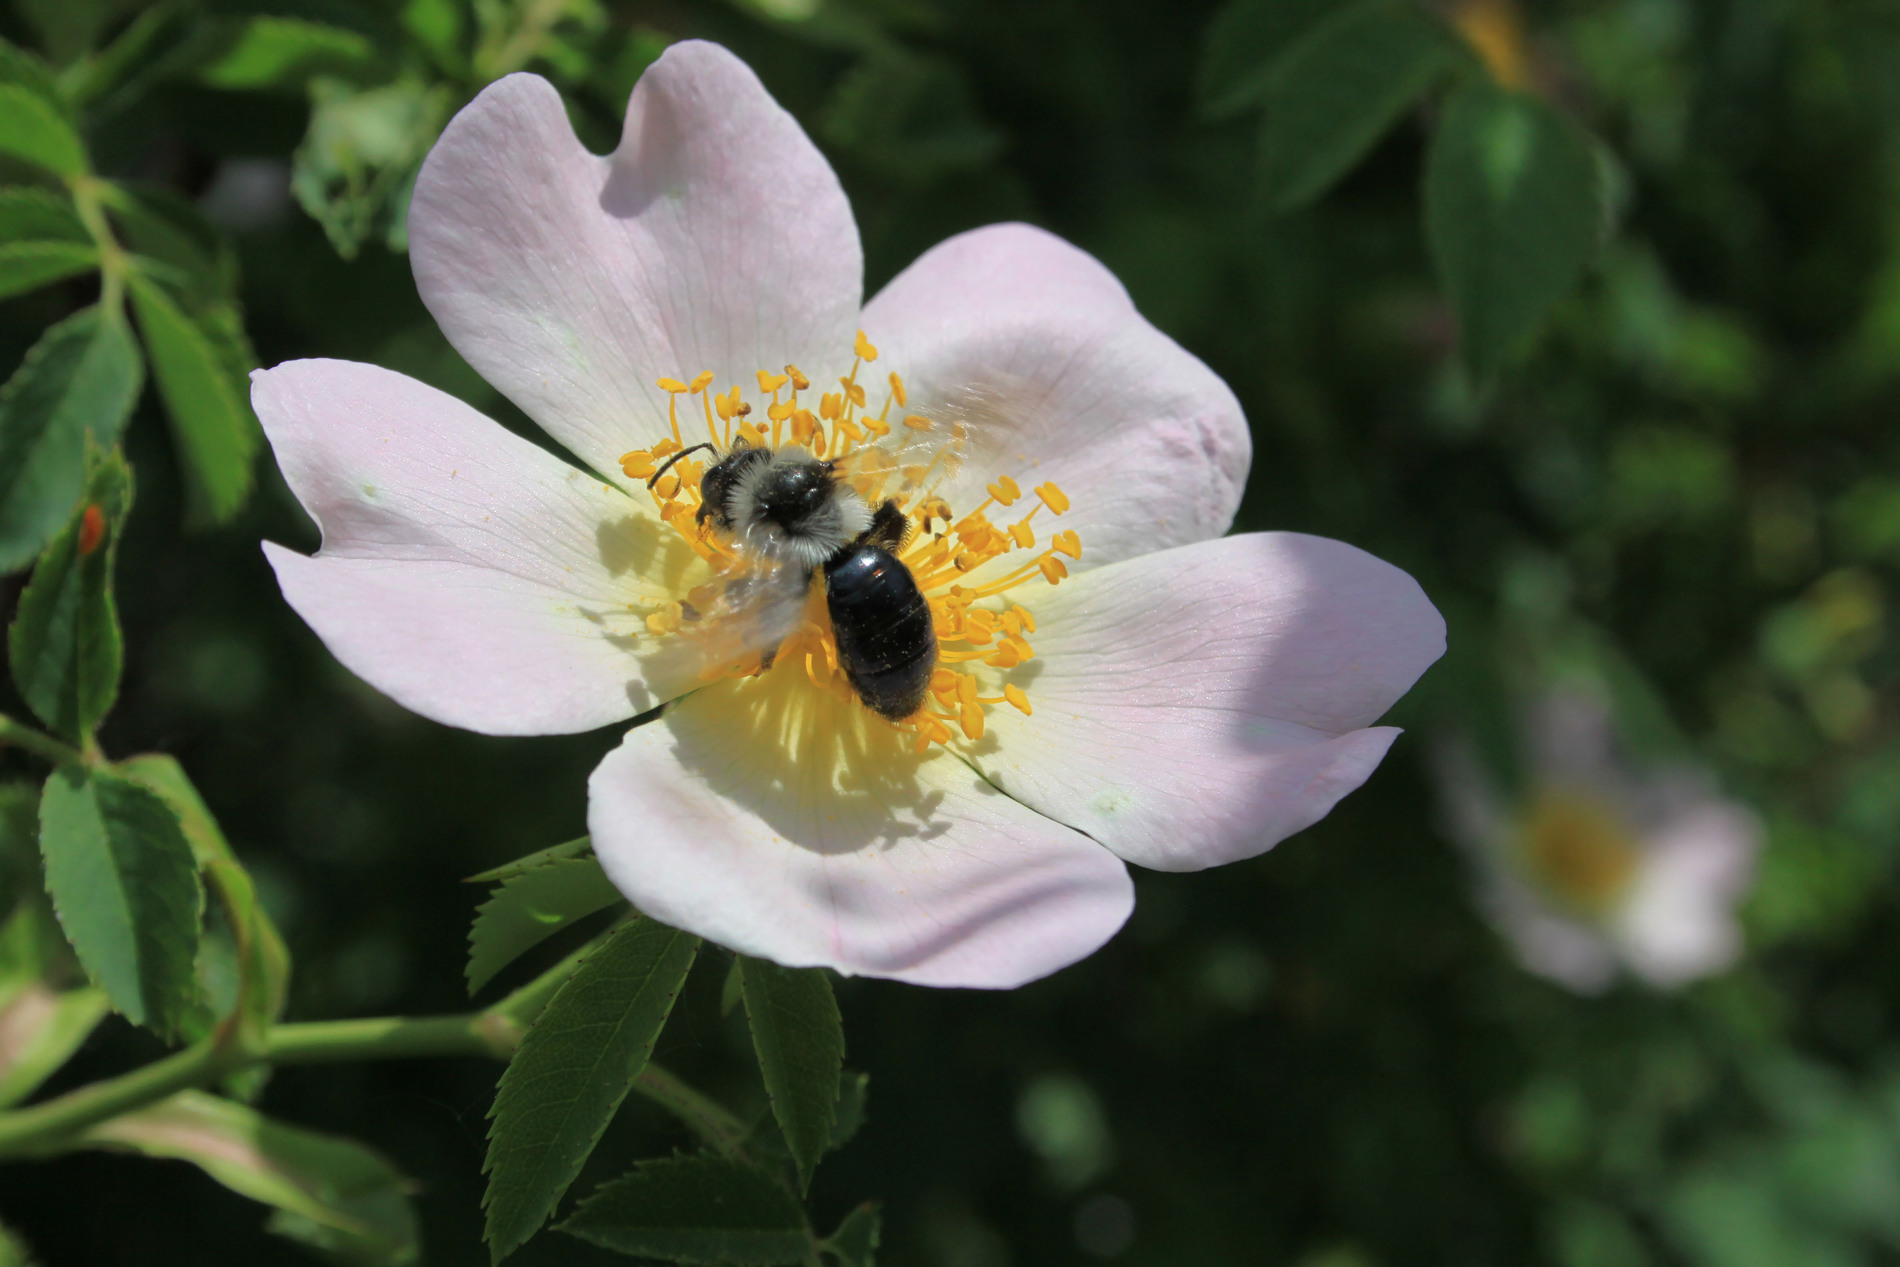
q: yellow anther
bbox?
[956,674,979,707]
[901,464,929,484]
[914,727,932,754]
[651,437,681,458]
[784,364,810,391]
[987,477,1020,506]
[841,378,868,408]
[966,610,997,633]
[1000,610,1022,637]
[767,401,795,422]
[954,552,980,574]
[1003,683,1032,716]
[820,393,842,421]
[888,371,907,406]
[714,389,735,421]
[1052,530,1081,559]
[986,642,1022,669]
[757,370,789,394]
[835,417,865,443]
[645,601,683,635]
[622,456,656,479]
[903,414,933,431]
[1005,635,1034,661]
[792,410,817,445]
[959,701,984,741]
[924,716,952,744]
[855,330,878,361]
[654,473,681,499]
[656,377,688,393]
[1038,554,1068,584]
[739,421,768,447]
[1036,482,1070,514]
[734,401,753,418]
[863,414,891,438]
[689,371,714,392]
[1009,522,1035,549]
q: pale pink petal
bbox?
[1615,801,1762,986]
[861,223,1250,571]
[587,669,1134,988]
[255,359,704,735]
[967,533,1444,871]
[409,42,862,486]
[1482,877,1620,993]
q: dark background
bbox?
[6,0,1900,1264]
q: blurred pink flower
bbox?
[251,41,1445,988]
[1437,689,1762,992]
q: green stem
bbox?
[265,1013,516,1064]
[0,715,85,767]
[634,1064,749,1157]
[0,1036,231,1158]
[67,176,126,317]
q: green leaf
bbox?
[0,783,40,915]
[292,77,451,258]
[0,1217,35,1267]
[127,270,260,526]
[466,836,593,884]
[117,754,290,1034]
[1195,0,1335,119]
[830,1069,869,1153]
[15,0,123,65]
[0,980,109,1107]
[0,187,87,241]
[37,764,203,1038]
[557,1154,812,1266]
[8,449,132,738]
[79,1090,420,1266]
[198,17,383,91]
[721,954,744,1018]
[0,241,98,300]
[1257,0,1462,212]
[484,916,699,1263]
[467,856,624,996]
[0,84,84,178]
[0,307,142,574]
[820,1202,881,1267]
[104,183,238,307]
[739,956,845,1192]
[1424,82,1607,380]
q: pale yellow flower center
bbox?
[1515,788,1641,916]
[617,330,1079,751]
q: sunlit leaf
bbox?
[466,837,592,884]
[79,1090,420,1266]
[1257,0,1463,212]
[0,308,141,575]
[8,449,132,738]
[484,916,699,1263]
[467,855,624,996]
[127,271,260,526]
[739,956,844,1192]
[557,1153,812,1265]
[197,17,382,92]
[1424,82,1606,379]
[37,764,203,1039]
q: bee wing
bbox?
[656,552,815,683]
[837,374,1045,518]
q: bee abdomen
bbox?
[823,545,936,722]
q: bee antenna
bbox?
[647,442,717,489]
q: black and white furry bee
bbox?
[650,436,938,722]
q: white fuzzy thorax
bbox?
[727,447,873,569]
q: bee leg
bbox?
[862,499,911,552]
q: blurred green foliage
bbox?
[2,0,1900,1264]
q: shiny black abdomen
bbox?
[823,545,936,721]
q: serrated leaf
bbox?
[1196,0,1335,119]
[37,764,203,1038]
[1425,82,1606,380]
[79,1089,419,1266]
[0,981,109,1107]
[8,449,132,738]
[0,241,99,300]
[467,856,624,996]
[0,188,86,241]
[1258,0,1462,212]
[0,307,142,574]
[0,86,83,177]
[739,956,844,1193]
[721,955,743,1018]
[466,836,592,884]
[198,17,383,91]
[118,754,290,1034]
[484,917,699,1263]
[127,271,260,525]
[557,1154,811,1265]
[821,1202,881,1267]
[104,183,238,307]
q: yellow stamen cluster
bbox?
[615,331,1079,750]
[1517,789,1641,917]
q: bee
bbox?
[649,435,940,722]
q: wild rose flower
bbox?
[1435,688,1762,992]
[252,41,1445,988]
